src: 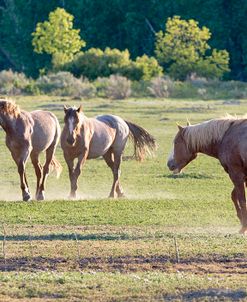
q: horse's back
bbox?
[96,115,129,137]
[31,110,60,151]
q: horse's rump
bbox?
[31,110,61,151]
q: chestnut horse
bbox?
[0,99,61,201]
[167,116,247,234]
[61,105,156,199]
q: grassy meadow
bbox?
[1,96,247,301]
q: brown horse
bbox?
[61,105,156,199]
[0,99,61,201]
[167,116,247,234]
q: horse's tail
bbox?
[50,156,62,179]
[125,120,157,161]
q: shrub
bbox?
[64,48,163,81]
[0,69,30,95]
[147,77,174,98]
[104,75,131,99]
[65,48,131,80]
[36,71,96,98]
[122,55,163,81]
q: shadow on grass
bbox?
[164,172,214,179]
[165,289,247,301]
[0,233,134,241]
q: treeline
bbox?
[0,0,247,80]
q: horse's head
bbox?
[63,105,84,146]
[167,124,197,174]
[0,99,19,116]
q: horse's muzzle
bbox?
[167,159,180,174]
[67,137,75,145]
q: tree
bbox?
[155,16,229,80]
[32,8,85,69]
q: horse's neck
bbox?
[189,135,219,158]
[197,143,219,158]
[0,115,17,134]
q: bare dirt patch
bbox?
[1,255,247,274]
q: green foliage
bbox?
[65,48,163,81]
[32,8,85,69]
[124,55,163,81]
[0,1,247,80]
[195,49,230,79]
[155,16,229,80]
[65,47,130,80]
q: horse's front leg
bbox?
[63,154,75,199]
[70,149,88,199]
[13,148,32,201]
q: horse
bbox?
[0,99,62,201]
[167,115,247,234]
[61,105,156,199]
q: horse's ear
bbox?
[186,119,191,126]
[176,123,184,131]
[77,105,83,113]
[64,105,69,113]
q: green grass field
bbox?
[1,96,247,301]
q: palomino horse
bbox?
[0,99,61,201]
[167,116,247,234]
[61,105,156,199]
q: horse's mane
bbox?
[184,115,246,150]
[0,98,20,117]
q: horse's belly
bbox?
[88,137,113,159]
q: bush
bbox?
[103,75,131,99]
[122,55,163,81]
[36,71,96,98]
[0,69,30,95]
[64,48,163,81]
[65,48,131,80]
[147,77,175,98]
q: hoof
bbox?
[239,227,247,235]
[117,192,125,198]
[69,193,77,200]
[23,192,31,202]
[36,191,45,201]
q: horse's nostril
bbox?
[167,160,175,170]
[67,138,74,145]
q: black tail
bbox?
[125,120,157,161]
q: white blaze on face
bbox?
[68,117,75,135]
[168,145,175,162]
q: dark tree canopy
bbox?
[0,0,246,80]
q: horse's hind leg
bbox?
[38,144,55,200]
[231,188,242,223]
[104,149,124,198]
[30,151,43,200]
[229,170,247,234]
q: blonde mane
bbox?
[184,115,246,150]
[0,98,20,117]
